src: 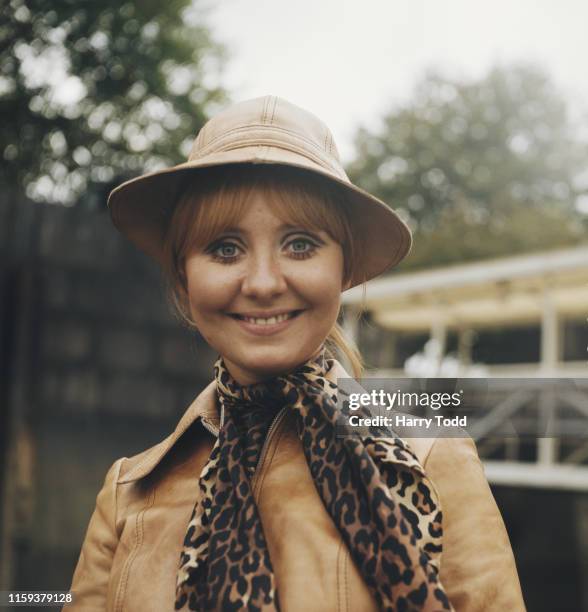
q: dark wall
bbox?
[494,486,588,612]
[0,195,217,596]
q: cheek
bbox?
[184,259,236,318]
[296,249,344,313]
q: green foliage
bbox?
[347,65,588,271]
[401,201,587,272]
[1,0,228,204]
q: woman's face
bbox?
[184,190,346,385]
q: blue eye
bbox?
[218,244,237,257]
[209,241,240,262]
[291,239,310,252]
[287,236,318,259]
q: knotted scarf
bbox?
[175,347,453,611]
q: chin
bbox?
[235,346,311,378]
[251,354,303,376]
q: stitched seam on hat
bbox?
[196,125,327,157]
[261,96,269,124]
[266,96,272,123]
[212,139,346,178]
[194,123,333,159]
[269,96,277,124]
[195,130,345,177]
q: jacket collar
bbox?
[117,359,351,484]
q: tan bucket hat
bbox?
[107,95,411,288]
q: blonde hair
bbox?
[162,165,366,378]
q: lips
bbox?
[228,309,304,335]
[231,311,301,325]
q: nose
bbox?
[241,251,288,300]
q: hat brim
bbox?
[107,146,412,289]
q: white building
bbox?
[342,245,588,491]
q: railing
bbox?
[367,360,588,379]
[353,370,588,490]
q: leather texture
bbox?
[67,360,526,611]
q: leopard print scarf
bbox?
[175,347,453,611]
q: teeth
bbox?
[240,312,295,325]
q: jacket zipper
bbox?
[251,406,289,492]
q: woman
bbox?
[67,96,526,611]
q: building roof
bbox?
[342,245,588,331]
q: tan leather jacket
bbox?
[67,361,526,611]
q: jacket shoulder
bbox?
[68,457,126,610]
[401,425,472,468]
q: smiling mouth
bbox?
[229,310,304,326]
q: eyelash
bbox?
[208,237,319,264]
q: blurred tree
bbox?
[0,0,227,206]
[347,65,588,271]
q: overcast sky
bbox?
[205,0,588,163]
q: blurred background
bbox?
[1,0,587,609]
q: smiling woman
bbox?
[67,96,526,612]
[163,165,360,382]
